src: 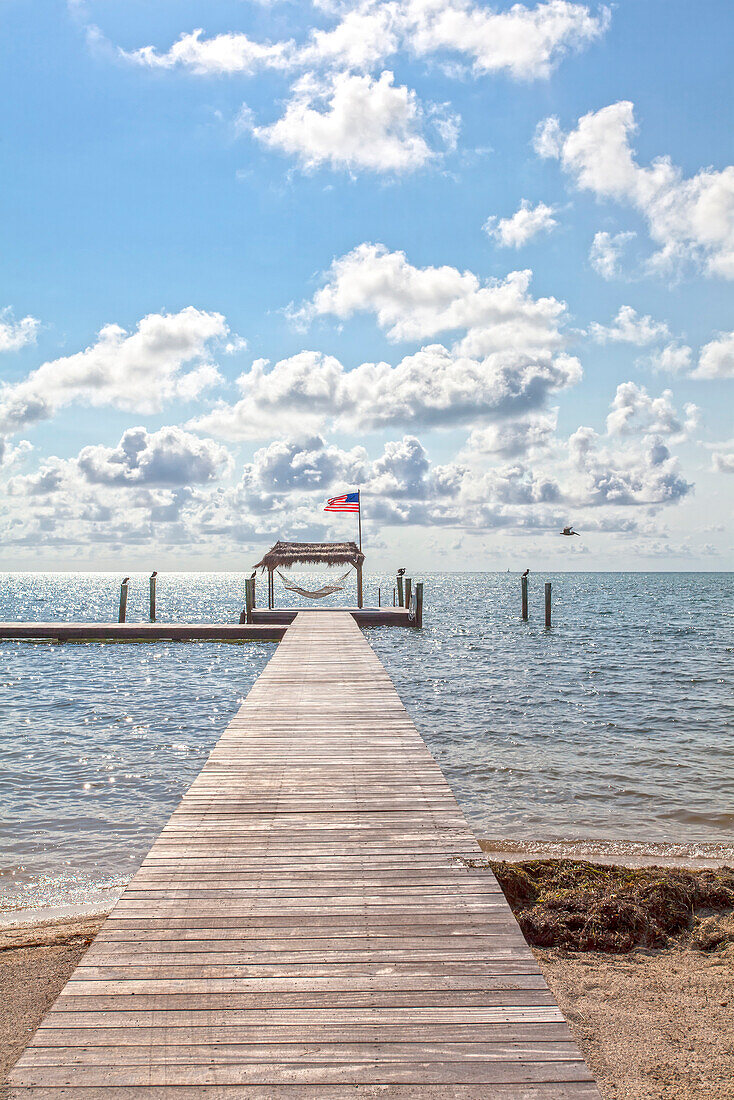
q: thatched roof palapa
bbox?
[253,541,365,572]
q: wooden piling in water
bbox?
[149,572,157,622]
[521,575,528,621]
[413,581,424,628]
[396,572,404,606]
[118,579,129,624]
[245,577,255,624]
[545,581,552,629]
[404,577,412,611]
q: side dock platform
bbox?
[0,607,410,642]
[9,610,599,1098]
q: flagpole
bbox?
[357,489,362,553]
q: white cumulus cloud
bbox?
[708,440,734,473]
[190,343,581,439]
[647,343,693,374]
[589,304,670,345]
[605,381,698,440]
[0,309,40,353]
[484,200,558,247]
[122,1,609,81]
[77,426,233,486]
[194,244,580,439]
[537,101,734,278]
[0,308,227,434]
[692,331,734,379]
[247,71,436,174]
[297,242,567,352]
[121,28,293,75]
[588,229,635,279]
[467,413,557,457]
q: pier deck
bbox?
[0,607,410,643]
[9,611,599,1098]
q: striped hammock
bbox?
[276,569,353,599]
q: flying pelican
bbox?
[560,526,580,537]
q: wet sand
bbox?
[2,910,733,1099]
[0,916,103,1100]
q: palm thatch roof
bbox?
[253,541,364,571]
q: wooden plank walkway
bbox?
[0,608,410,643]
[9,611,600,1099]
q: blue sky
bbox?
[0,0,731,570]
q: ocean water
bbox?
[0,571,732,914]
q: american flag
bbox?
[324,491,360,513]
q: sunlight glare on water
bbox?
[0,571,732,911]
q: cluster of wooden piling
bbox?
[395,571,424,629]
[243,569,424,629]
[118,573,157,623]
[521,576,553,629]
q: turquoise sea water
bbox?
[0,571,732,913]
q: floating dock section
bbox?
[9,611,599,1097]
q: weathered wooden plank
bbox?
[8,1084,604,1099]
[9,611,599,1098]
[31,1024,575,1046]
[22,1041,583,1065]
[9,1063,598,1085]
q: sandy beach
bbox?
[3,858,733,1100]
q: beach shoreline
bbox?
[3,856,733,1099]
[3,908,733,1100]
[4,837,731,927]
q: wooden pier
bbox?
[0,607,410,643]
[9,611,599,1098]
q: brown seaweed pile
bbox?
[479,858,734,953]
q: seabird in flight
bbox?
[560,526,580,537]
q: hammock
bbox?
[276,569,353,600]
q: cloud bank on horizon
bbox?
[0,0,731,568]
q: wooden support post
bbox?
[404,577,412,610]
[357,563,363,609]
[378,587,381,607]
[245,578,254,624]
[393,587,396,606]
[268,568,274,609]
[251,573,256,609]
[413,582,423,628]
[545,582,552,630]
[149,572,157,622]
[397,574,404,606]
[118,580,128,624]
[521,575,528,621]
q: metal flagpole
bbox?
[357,489,362,552]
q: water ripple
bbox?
[0,570,732,909]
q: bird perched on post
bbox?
[560,526,580,537]
[521,568,530,579]
[397,568,406,576]
[122,577,130,585]
[150,570,157,578]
